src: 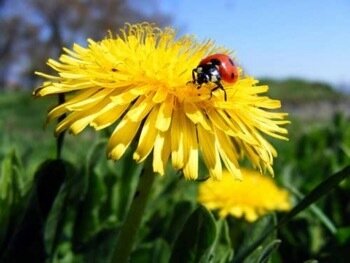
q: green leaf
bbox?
[0,151,26,249]
[278,165,350,228]
[256,239,281,263]
[131,238,171,263]
[74,145,142,245]
[335,227,350,245]
[211,219,233,263]
[113,147,144,220]
[164,201,194,246]
[35,159,70,255]
[1,158,67,262]
[170,205,217,263]
[234,215,277,263]
[79,229,119,263]
[286,184,337,234]
[44,178,69,255]
[72,165,109,244]
[35,159,67,218]
[85,139,108,180]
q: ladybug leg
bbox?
[186,69,197,85]
[211,82,227,101]
[190,69,202,90]
[192,69,197,84]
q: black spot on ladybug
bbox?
[228,58,234,66]
[111,68,118,72]
[210,58,221,66]
[231,73,235,79]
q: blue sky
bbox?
[157,0,350,86]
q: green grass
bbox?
[0,91,98,174]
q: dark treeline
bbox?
[0,0,171,90]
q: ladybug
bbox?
[192,53,238,100]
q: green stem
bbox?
[111,158,156,263]
[56,93,66,159]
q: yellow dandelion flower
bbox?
[198,169,292,222]
[34,23,289,180]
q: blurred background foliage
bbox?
[1,0,350,262]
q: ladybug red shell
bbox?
[192,53,239,100]
[198,54,238,83]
